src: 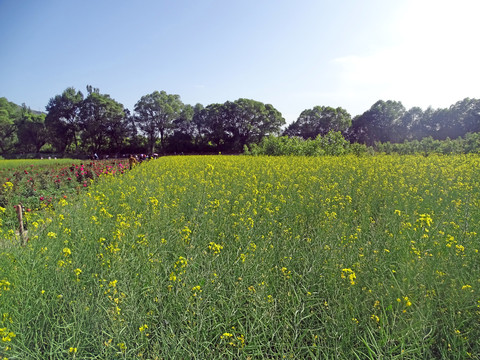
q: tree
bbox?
[78,87,127,154]
[45,87,84,153]
[202,103,230,150]
[17,105,48,153]
[168,104,197,153]
[284,106,351,139]
[229,99,285,150]
[400,107,424,141]
[0,97,20,153]
[134,91,184,153]
[202,99,285,152]
[191,103,206,147]
[350,100,406,145]
[447,98,480,138]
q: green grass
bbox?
[0,159,82,170]
[1,155,479,359]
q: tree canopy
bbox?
[134,91,184,153]
[283,106,351,139]
[2,87,480,156]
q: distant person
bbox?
[129,154,137,170]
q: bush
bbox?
[246,131,359,156]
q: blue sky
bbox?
[1,0,479,124]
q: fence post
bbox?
[16,204,27,246]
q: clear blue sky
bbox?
[1,0,479,124]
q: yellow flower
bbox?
[403,296,412,307]
[69,347,77,353]
[0,327,16,342]
[281,267,291,279]
[2,182,13,191]
[208,241,223,254]
[341,268,356,285]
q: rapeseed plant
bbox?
[1,155,480,358]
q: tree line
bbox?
[1,86,480,157]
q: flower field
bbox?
[1,155,480,358]
[0,159,128,235]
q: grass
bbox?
[0,154,479,359]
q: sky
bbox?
[1,0,480,124]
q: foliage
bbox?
[134,90,184,153]
[348,98,480,145]
[194,99,285,153]
[374,132,480,155]
[0,97,20,153]
[0,159,128,232]
[3,91,480,156]
[17,105,48,153]
[283,105,351,139]
[246,131,480,157]
[245,131,367,156]
[79,88,128,154]
[0,155,479,358]
[45,87,84,153]
[348,100,406,145]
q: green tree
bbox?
[284,106,351,139]
[400,107,424,141]
[230,99,285,150]
[0,97,20,153]
[202,103,229,150]
[203,99,285,152]
[350,100,406,145]
[134,91,184,153]
[447,98,480,138]
[191,103,207,148]
[17,105,48,153]
[45,87,84,153]
[168,104,198,153]
[78,87,127,154]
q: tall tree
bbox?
[78,87,127,154]
[284,106,351,139]
[447,98,480,138]
[17,105,48,153]
[45,87,84,153]
[0,97,20,153]
[134,91,184,153]
[200,99,285,152]
[350,100,406,145]
[202,103,230,150]
[399,107,425,141]
[229,99,285,150]
[168,104,197,153]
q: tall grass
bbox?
[1,155,479,359]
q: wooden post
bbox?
[16,204,27,246]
